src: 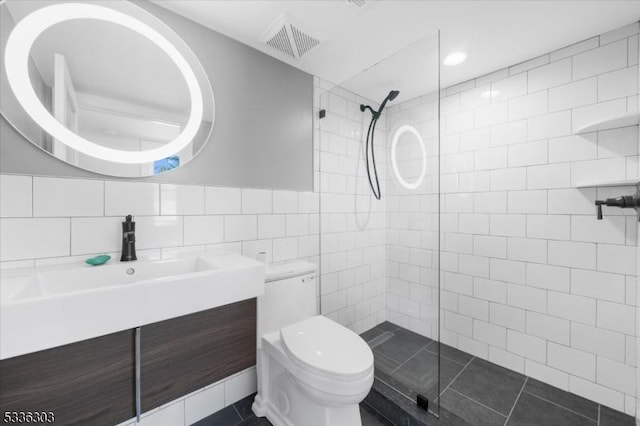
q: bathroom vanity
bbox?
[0,252,264,425]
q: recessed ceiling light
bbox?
[443,51,467,66]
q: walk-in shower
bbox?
[317,32,441,420]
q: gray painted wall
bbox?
[0,1,313,191]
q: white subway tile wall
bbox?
[431,23,639,415]
[385,91,440,338]
[0,176,319,273]
[315,79,388,334]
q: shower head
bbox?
[360,89,400,201]
[360,89,400,119]
[376,89,400,117]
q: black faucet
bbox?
[595,188,640,221]
[121,215,137,261]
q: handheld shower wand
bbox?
[360,90,400,200]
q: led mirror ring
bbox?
[4,3,204,165]
[390,125,427,190]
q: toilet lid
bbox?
[280,316,373,378]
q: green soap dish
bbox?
[85,255,111,266]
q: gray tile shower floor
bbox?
[194,321,636,425]
[362,321,636,426]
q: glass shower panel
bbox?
[317,32,441,416]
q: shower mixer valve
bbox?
[595,186,640,221]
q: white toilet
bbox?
[252,262,374,426]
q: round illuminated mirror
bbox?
[390,125,427,190]
[0,0,214,177]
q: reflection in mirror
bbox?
[1,0,214,177]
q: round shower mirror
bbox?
[390,125,427,190]
[0,0,215,177]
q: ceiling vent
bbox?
[347,0,367,7]
[260,14,320,60]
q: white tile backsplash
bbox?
[205,187,242,214]
[242,189,272,214]
[71,217,121,255]
[184,216,224,246]
[224,215,258,242]
[0,174,32,217]
[273,190,298,214]
[161,184,205,216]
[105,181,159,216]
[34,177,103,217]
[0,218,70,261]
[136,216,183,250]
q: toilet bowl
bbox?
[252,262,374,426]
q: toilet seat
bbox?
[280,316,373,382]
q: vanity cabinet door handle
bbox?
[135,327,141,422]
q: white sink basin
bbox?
[0,251,265,360]
[5,256,219,301]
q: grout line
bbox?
[597,404,601,426]
[388,342,434,375]
[439,355,475,398]
[424,344,469,367]
[31,176,35,218]
[449,387,507,418]
[523,390,598,424]
[368,331,395,348]
[232,404,243,422]
[504,377,528,425]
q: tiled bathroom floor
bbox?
[193,392,391,426]
[195,321,635,426]
[361,321,636,426]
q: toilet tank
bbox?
[256,262,317,347]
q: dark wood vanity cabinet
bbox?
[0,330,136,425]
[140,298,257,411]
[0,298,257,426]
